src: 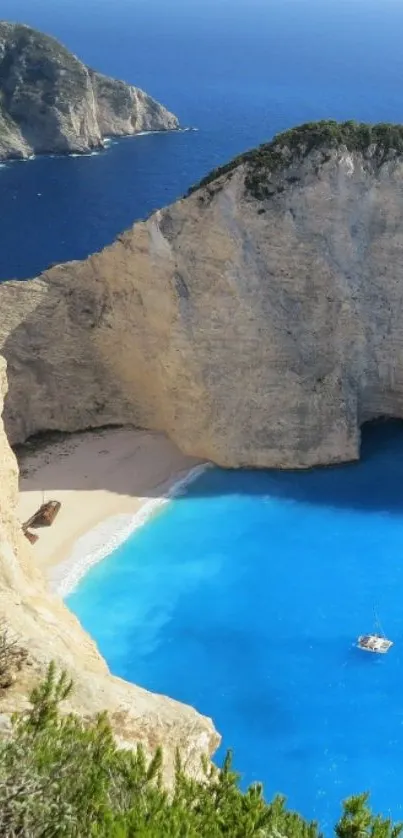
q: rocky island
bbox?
[0,21,178,160]
[2,119,403,786]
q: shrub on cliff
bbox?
[0,663,401,837]
[188,120,403,200]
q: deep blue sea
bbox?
[2,0,403,279]
[5,0,403,829]
[67,421,403,830]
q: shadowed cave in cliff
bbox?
[14,419,403,517]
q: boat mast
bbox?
[374,607,386,638]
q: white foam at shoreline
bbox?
[4,127,197,166]
[51,463,210,598]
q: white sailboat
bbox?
[357,612,393,654]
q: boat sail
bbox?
[357,612,393,654]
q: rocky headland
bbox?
[2,119,403,773]
[0,21,178,160]
[2,121,403,467]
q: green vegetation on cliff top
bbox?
[0,663,402,837]
[189,120,403,199]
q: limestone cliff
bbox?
[2,121,403,467]
[0,22,178,160]
[0,360,219,778]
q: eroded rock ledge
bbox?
[0,21,178,160]
[2,121,403,468]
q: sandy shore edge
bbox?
[17,427,209,597]
[52,463,209,597]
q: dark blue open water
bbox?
[67,422,403,830]
[1,0,403,279]
[4,0,403,828]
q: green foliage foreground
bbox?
[0,664,401,838]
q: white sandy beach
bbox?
[16,427,204,596]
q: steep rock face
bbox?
[2,123,403,468]
[90,70,178,136]
[0,22,178,159]
[0,357,219,777]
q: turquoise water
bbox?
[67,422,403,831]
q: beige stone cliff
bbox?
[2,135,403,467]
[0,358,219,778]
[0,22,178,160]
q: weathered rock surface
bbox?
[0,360,219,779]
[2,124,403,468]
[0,22,178,160]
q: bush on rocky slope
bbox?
[0,663,400,837]
[189,120,403,200]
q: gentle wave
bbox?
[52,463,210,598]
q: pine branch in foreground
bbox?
[0,663,401,838]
